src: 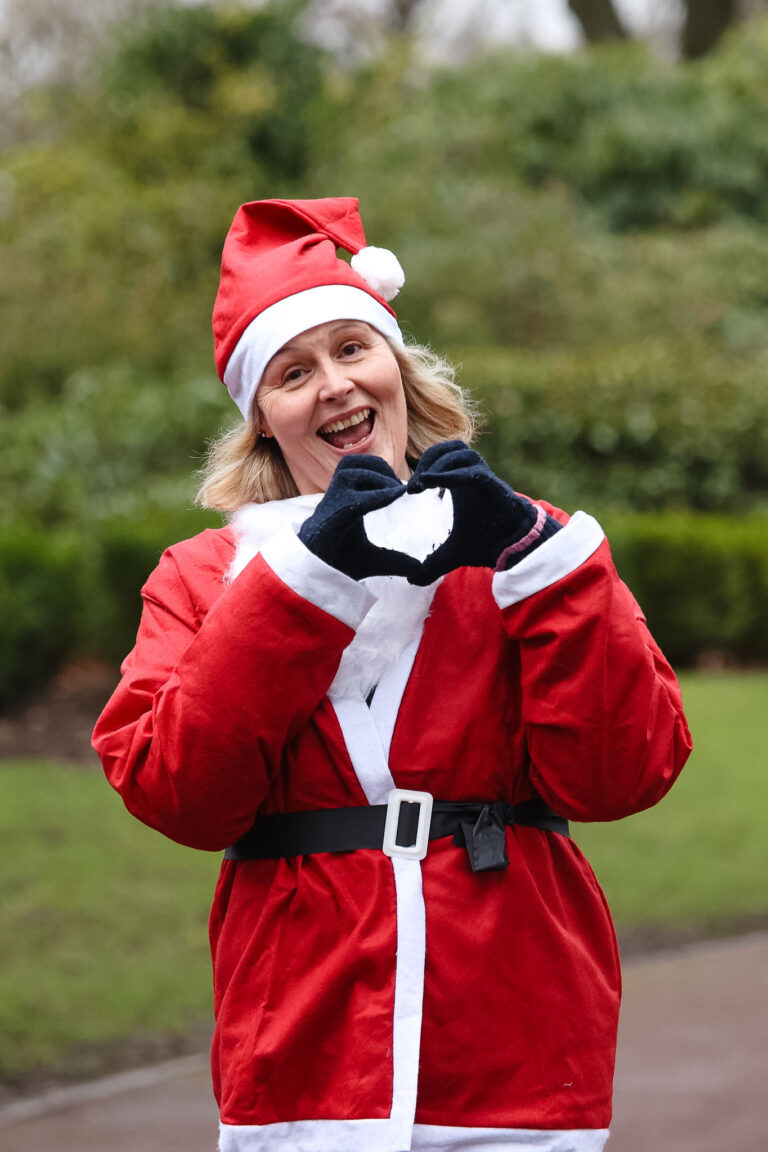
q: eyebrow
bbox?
[272,322,370,360]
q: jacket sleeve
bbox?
[92,528,375,850]
[493,508,692,822]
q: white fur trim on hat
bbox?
[223,284,404,419]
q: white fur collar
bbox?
[227,494,322,582]
[228,488,453,700]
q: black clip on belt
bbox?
[225,790,569,874]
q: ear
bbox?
[256,408,274,438]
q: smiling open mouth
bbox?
[317,408,375,450]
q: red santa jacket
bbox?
[93,491,691,1152]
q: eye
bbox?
[282,365,307,387]
[340,341,362,358]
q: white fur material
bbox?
[229,488,451,699]
[350,246,405,302]
[228,495,322,582]
[219,1118,609,1151]
[327,574,437,700]
[410,1125,610,1151]
[261,527,376,633]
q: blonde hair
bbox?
[196,340,481,512]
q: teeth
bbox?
[320,408,371,435]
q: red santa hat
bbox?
[212,197,405,419]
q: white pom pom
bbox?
[350,246,405,303]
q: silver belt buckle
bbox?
[382,788,433,861]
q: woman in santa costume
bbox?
[93,196,692,1152]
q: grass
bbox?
[575,670,768,933]
[0,763,219,1082]
[1,670,766,1084]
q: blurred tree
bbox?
[0,1,332,407]
[298,0,437,65]
[682,0,737,58]
[102,0,324,180]
[566,0,768,57]
[0,0,146,145]
[567,0,629,43]
[387,0,430,34]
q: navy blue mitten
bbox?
[406,441,562,586]
[298,456,421,581]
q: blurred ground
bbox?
[0,932,766,1152]
[0,659,115,765]
[611,932,767,1150]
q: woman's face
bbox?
[257,320,409,495]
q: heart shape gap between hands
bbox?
[362,487,454,564]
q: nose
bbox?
[316,357,355,402]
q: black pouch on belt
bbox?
[455,803,511,872]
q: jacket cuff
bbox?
[259,526,376,630]
[492,511,605,608]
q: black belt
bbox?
[225,795,569,873]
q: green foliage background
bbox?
[3,1,768,701]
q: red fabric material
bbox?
[93,515,692,1132]
[93,528,359,849]
[212,197,397,381]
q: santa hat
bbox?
[212,197,405,419]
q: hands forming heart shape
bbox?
[298,441,561,583]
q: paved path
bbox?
[2,933,766,1151]
[610,932,767,1151]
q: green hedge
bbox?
[603,511,768,666]
[1,509,765,711]
[467,344,768,514]
[90,507,222,663]
[0,508,220,710]
[0,529,82,710]
[82,507,768,671]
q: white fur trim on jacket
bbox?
[492,512,605,608]
[219,1120,610,1151]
